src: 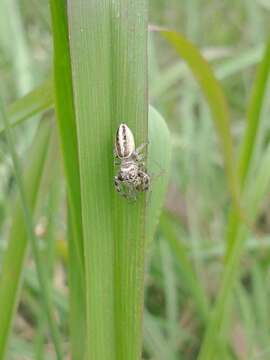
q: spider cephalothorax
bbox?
[114,123,150,200]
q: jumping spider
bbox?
[114,123,150,200]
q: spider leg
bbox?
[138,161,146,171]
[133,142,149,162]
[114,175,136,200]
[136,169,150,192]
[114,175,122,192]
[127,192,137,202]
[114,158,121,166]
[114,175,129,198]
[141,173,150,192]
[135,142,149,154]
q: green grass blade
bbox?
[198,143,270,360]
[34,171,61,359]
[67,1,148,359]
[160,238,179,357]
[67,205,86,360]
[160,213,209,322]
[150,29,270,360]
[0,119,54,359]
[198,39,270,359]
[2,79,54,135]
[216,45,263,80]
[235,284,256,356]
[153,28,240,211]
[0,0,34,96]
[251,265,269,348]
[68,0,114,357]
[49,2,85,358]
[0,99,62,359]
[237,37,270,187]
[151,48,231,101]
[147,106,172,245]
[144,311,175,360]
[50,1,83,267]
[226,38,270,258]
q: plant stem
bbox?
[0,98,62,360]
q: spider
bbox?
[114,123,150,200]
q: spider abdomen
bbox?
[115,123,135,159]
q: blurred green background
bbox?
[1,0,270,359]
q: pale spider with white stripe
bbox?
[114,123,150,200]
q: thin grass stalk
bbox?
[198,37,270,360]
[0,118,53,359]
[0,120,51,359]
[67,203,86,360]
[50,0,83,269]
[50,2,85,357]
[160,213,209,322]
[34,160,61,359]
[156,29,242,220]
[225,37,270,258]
[1,0,34,96]
[0,99,62,359]
[2,79,54,135]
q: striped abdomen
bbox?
[115,123,135,159]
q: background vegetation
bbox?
[0,0,270,359]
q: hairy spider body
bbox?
[114,123,150,200]
[115,123,135,159]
